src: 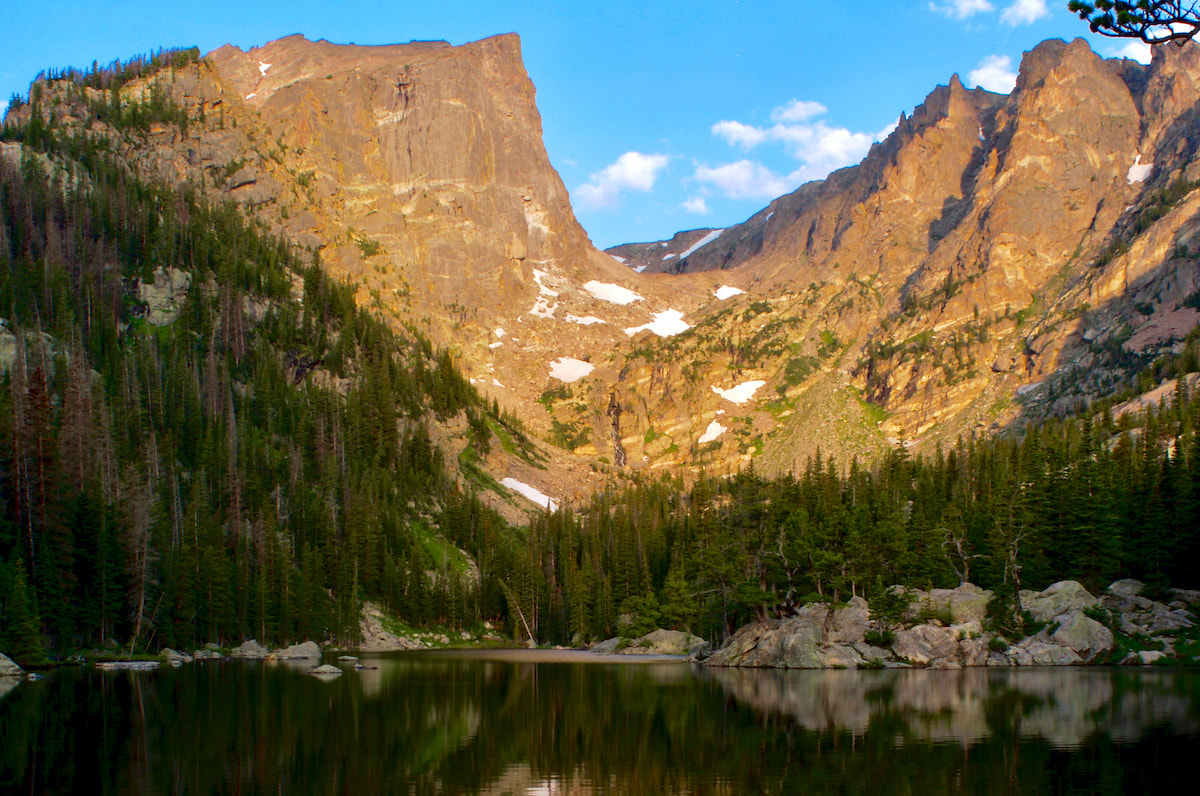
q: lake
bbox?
[2,650,1197,794]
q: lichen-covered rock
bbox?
[1022,581,1098,623]
[1011,639,1083,666]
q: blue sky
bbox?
[1,1,1150,248]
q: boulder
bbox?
[162,648,193,664]
[276,641,322,659]
[193,649,224,661]
[1023,581,1097,623]
[900,583,993,625]
[1138,650,1167,665]
[893,624,960,666]
[590,637,621,654]
[1013,638,1083,666]
[1107,579,1144,598]
[0,652,25,678]
[230,639,269,659]
[1049,610,1113,662]
[1173,588,1200,606]
[618,629,706,656]
[828,597,870,643]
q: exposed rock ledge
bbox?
[705,580,1196,669]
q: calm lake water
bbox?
[2,650,1198,794]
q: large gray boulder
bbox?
[893,625,960,666]
[162,648,193,664]
[708,602,847,668]
[898,583,993,625]
[1023,581,1097,623]
[230,639,269,659]
[1011,638,1083,666]
[0,652,25,678]
[276,641,322,659]
[1107,579,1144,599]
[1049,610,1113,662]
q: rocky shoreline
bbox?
[702,579,1198,669]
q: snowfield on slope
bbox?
[548,357,594,382]
[624,310,690,337]
[583,281,643,305]
[501,478,559,512]
[712,380,766,404]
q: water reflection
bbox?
[705,666,1200,749]
[1,652,1197,795]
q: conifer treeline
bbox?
[0,80,522,662]
[513,361,1200,646]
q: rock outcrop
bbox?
[706,580,1196,669]
[0,652,25,678]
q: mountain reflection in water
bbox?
[1,651,1197,795]
[706,666,1199,748]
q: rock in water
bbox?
[309,664,343,677]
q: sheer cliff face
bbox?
[632,38,1200,457]
[204,34,611,314]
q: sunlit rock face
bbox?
[23,34,1200,482]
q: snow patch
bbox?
[679,229,724,260]
[501,478,559,512]
[583,281,643,305]
[662,253,677,260]
[634,265,647,273]
[565,314,606,326]
[494,328,505,338]
[611,255,626,263]
[492,378,504,388]
[488,342,503,349]
[529,269,559,319]
[258,61,272,77]
[1127,154,1153,184]
[698,420,727,444]
[624,309,691,337]
[548,357,594,383]
[245,93,257,100]
[714,285,745,300]
[712,380,766,404]
[659,242,669,248]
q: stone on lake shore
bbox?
[231,640,270,659]
[276,641,322,659]
[1,652,25,678]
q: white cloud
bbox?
[575,151,670,208]
[967,54,1018,93]
[694,161,799,201]
[771,99,827,123]
[1111,40,1153,64]
[769,121,874,166]
[712,120,769,149]
[930,0,993,19]
[682,195,710,214]
[1000,0,1049,25]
